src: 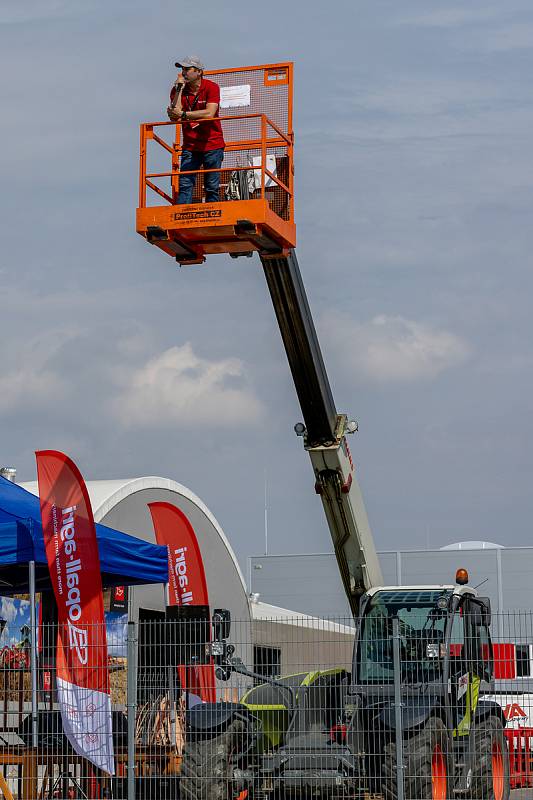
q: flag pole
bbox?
[127,620,137,800]
[29,559,39,748]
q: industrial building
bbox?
[248,543,533,619]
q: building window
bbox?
[254,645,281,681]
[516,644,531,677]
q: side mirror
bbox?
[477,597,491,627]
[215,665,232,681]
[470,599,491,627]
[212,608,231,640]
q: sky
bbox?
[1,0,533,571]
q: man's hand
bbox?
[175,74,186,86]
[167,106,181,121]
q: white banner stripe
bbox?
[56,676,115,775]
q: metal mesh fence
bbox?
[205,64,291,136]
[0,607,532,798]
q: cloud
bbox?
[393,5,533,53]
[0,0,77,25]
[0,325,263,439]
[0,598,18,626]
[352,77,499,118]
[106,613,127,657]
[0,367,64,414]
[114,343,263,428]
[460,22,533,53]
[321,313,471,383]
[0,331,70,414]
[393,7,502,29]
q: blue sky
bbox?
[0,597,30,648]
[1,1,533,567]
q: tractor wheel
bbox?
[180,717,248,800]
[382,716,450,800]
[470,716,510,800]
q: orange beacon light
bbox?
[455,568,469,585]
[136,62,296,265]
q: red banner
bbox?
[110,585,128,613]
[36,450,115,775]
[148,502,215,703]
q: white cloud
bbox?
[0,331,70,414]
[321,313,471,383]
[0,598,18,626]
[114,343,263,428]
[0,368,64,414]
[394,7,502,29]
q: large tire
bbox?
[470,716,510,800]
[382,716,450,800]
[181,717,247,800]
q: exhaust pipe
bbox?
[0,467,16,483]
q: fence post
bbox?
[392,617,405,800]
[127,620,138,800]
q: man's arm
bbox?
[182,102,218,120]
[167,76,185,120]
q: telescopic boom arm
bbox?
[260,250,383,616]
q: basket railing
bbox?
[139,114,294,222]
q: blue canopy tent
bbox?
[0,475,169,593]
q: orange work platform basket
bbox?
[136,62,295,264]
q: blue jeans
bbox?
[177,148,224,204]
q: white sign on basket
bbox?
[248,155,277,192]
[220,84,251,109]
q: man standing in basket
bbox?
[167,56,225,205]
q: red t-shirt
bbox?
[170,78,225,152]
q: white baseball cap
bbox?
[175,56,205,70]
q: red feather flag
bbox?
[148,502,216,703]
[36,450,115,774]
